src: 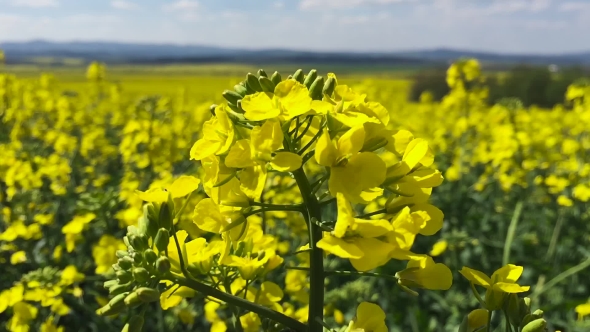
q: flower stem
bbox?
[293,167,325,332]
[170,274,307,332]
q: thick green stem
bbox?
[502,201,523,266]
[170,274,307,332]
[293,167,324,332]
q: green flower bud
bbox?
[303,69,318,89]
[108,293,128,308]
[257,69,268,77]
[118,257,134,270]
[116,270,133,284]
[270,71,282,86]
[505,293,522,326]
[308,76,325,100]
[156,256,171,274]
[227,102,243,114]
[136,287,160,303]
[246,73,263,92]
[124,292,143,308]
[133,252,143,265]
[131,234,149,252]
[292,69,304,83]
[123,236,132,249]
[143,249,158,265]
[122,315,144,332]
[104,280,119,289]
[132,267,150,283]
[97,300,127,316]
[259,76,275,92]
[209,104,217,115]
[521,318,547,332]
[234,241,246,257]
[158,196,174,231]
[116,250,129,259]
[484,288,506,311]
[234,84,248,97]
[532,309,543,317]
[222,90,243,105]
[144,204,159,239]
[154,228,170,252]
[323,77,336,96]
[109,282,132,296]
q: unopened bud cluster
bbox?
[97,197,176,330]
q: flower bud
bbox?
[258,76,275,92]
[116,250,129,259]
[136,287,160,303]
[303,69,318,89]
[133,252,143,265]
[104,280,119,289]
[234,83,248,97]
[257,69,268,77]
[270,71,282,86]
[505,293,522,326]
[108,293,128,308]
[309,76,325,100]
[323,77,336,96]
[484,288,506,311]
[131,234,149,252]
[521,318,547,332]
[118,257,134,270]
[156,256,171,274]
[145,204,159,239]
[132,267,150,283]
[292,69,304,84]
[234,241,246,257]
[143,249,158,265]
[246,73,263,92]
[116,270,133,284]
[124,292,143,308]
[97,298,127,316]
[154,228,170,252]
[109,282,132,296]
[223,90,243,105]
[122,315,144,332]
[158,196,174,231]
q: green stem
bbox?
[503,309,514,332]
[486,309,493,332]
[532,258,590,298]
[470,283,486,307]
[174,191,194,219]
[357,208,387,219]
[249,202,304,210]
[170,274,306,332]
[243,205,304,218]
[293,167,324,332]
[502,201,523,266]
[223,277,245,332]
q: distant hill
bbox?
[1,40,589,67]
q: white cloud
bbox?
[111,1,139,10]
[163,0,200,11]
[10,0,58,8]
[273,1,285,9]
[300,0,409,10]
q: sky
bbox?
[0,0,589,54]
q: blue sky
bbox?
[0,0,589,54]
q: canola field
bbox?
[1,60,590,332]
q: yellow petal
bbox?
[492,282,530,293]
[270,152,302,172]
[251,119,283,156]
[310,100,332,114]
[317,234,363,259]
[467,309,489,332]
[329,152,386,204]
[166,176,201,198]
[402,138,429,170]
[315,129,338,167]
[192,199,226,234]
[225,139,256,168]
[135,188,168,203]
[190,138,222,161]
[242,92,280,121]
[349,238,394,271]
[353,219,392,238]
[239,166,267,202]
[411,204,444,236]
[429,240,448,257]
[459,267,491,288]
[350,302,387,332]
[274,79,312,120]
[491,264,524,283]
[337,125,365,156]
[334,193,355,238]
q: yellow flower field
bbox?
[1,60,589,331]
